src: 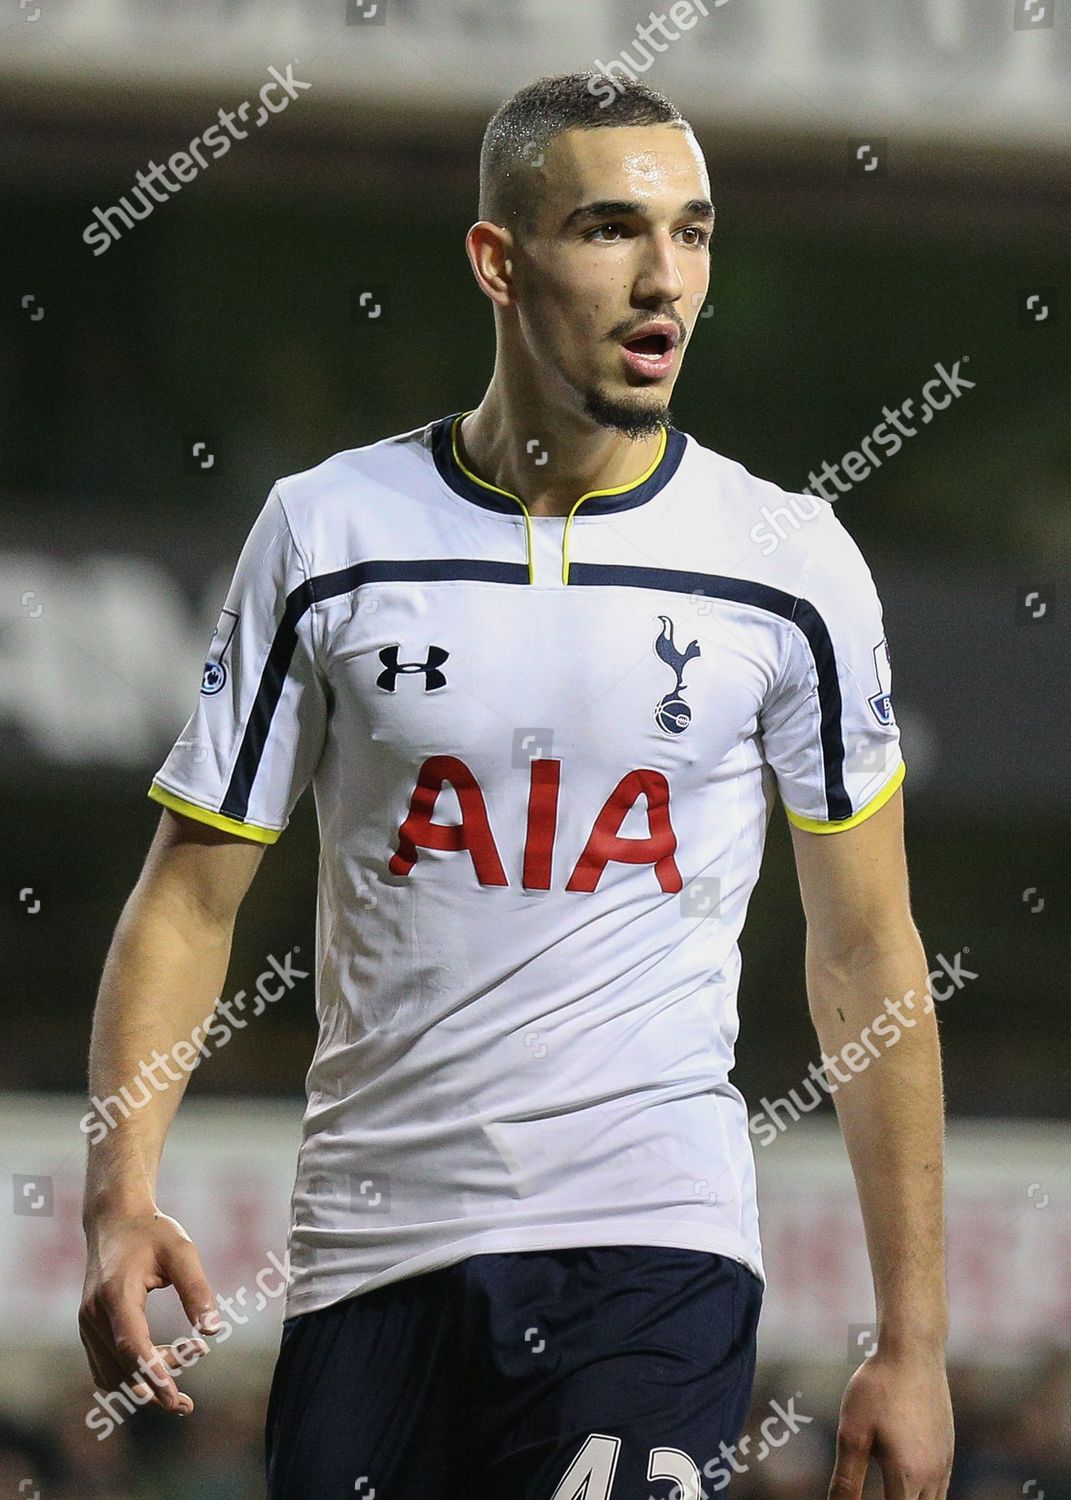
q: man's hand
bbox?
[80,809,264,1416]
[828,1350,954,1499]
[79,1205,220,1415]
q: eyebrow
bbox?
[562,197,715,230]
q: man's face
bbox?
[510,123,713,438]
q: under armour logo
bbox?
[376,644,449,692]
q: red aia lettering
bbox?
[389,754,508,884]
[564,768,682,893]
[390,757,681,893]
[522,757,560,890]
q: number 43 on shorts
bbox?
[550,1433,701,1500]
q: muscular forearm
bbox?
[806,927,948,1355]
[83,882,234,1224]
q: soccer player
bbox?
[80,73,954,1500]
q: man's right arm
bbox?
[79,807,265,1415]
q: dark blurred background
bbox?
[1,0,1069,1494]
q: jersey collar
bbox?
[431,410,687,517]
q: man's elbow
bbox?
[805,915,926,985]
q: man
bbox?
[80,73,953,1500]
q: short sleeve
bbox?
[759,519,905,834]
[148,487,328,843]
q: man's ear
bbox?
[465,220,516,308]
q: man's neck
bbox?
[457,391,666,518]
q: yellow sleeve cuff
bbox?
[785,758,906,835]
[147,783,282,845]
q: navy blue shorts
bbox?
[265,1244,762,1500]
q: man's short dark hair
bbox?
[478,72,691,237]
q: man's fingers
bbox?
[128,1380,194,1414]
[925,1465,953,1500]
[876,1457,950,1500]
[164,1238,221,1335]
[157,1337,209,1381]
[114,1340,207,1412]
[82,1319,173,1413]
[827,1424,871,1500]
[874,1468,915,1500]
[134,1337,208,1376]
[79,1320,125,1395]
[128,1339,207,1410]
[101,1283,183,1411]
[117,1345,180,1411]
[83,1329,205,1416]
[81,1305,140,1394]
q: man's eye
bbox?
[585,223,710,245]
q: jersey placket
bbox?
[527,516,569,586]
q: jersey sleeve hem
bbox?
[147,782,283,845]
[784,757,905,835]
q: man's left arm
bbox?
[789,786,955,1500]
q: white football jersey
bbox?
[150,411,905,1319]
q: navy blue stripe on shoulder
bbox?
[566,562,850,823]
[220,558,528,822]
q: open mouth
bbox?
[619,326,679,378]
[623,332,674,358]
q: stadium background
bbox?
[1,0,1069,1493]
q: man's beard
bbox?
[582,384,673,440]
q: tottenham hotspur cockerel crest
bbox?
[653,615,701,735]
